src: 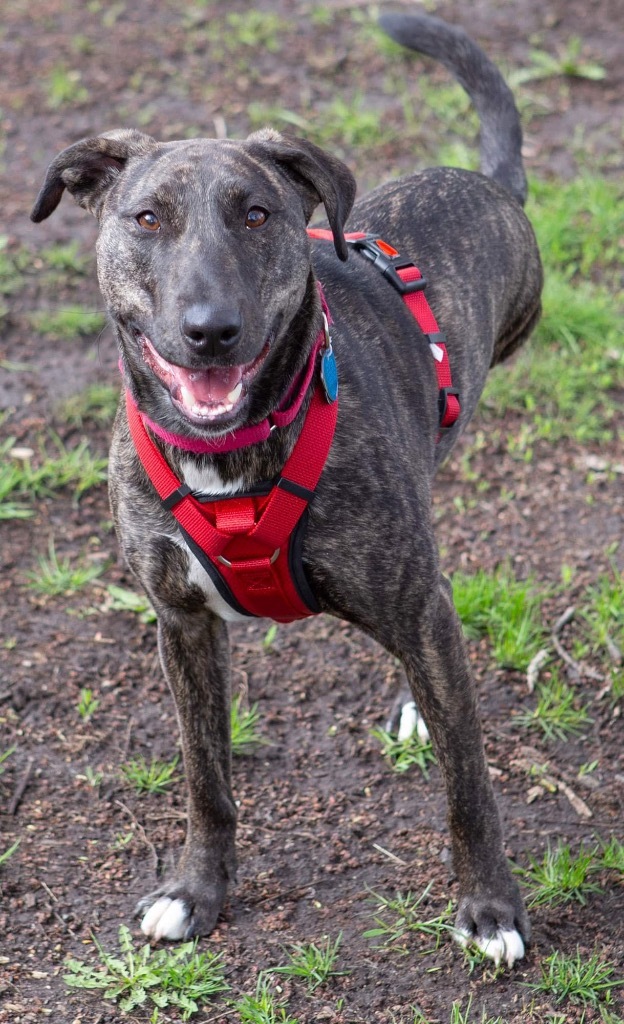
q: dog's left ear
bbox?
[247,130,356,261]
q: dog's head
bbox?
[32,128,356,435]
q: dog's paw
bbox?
[136,879,226,941]
[454,893,530,967]
[386,692,430,743]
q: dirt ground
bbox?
[0,1,623,1022]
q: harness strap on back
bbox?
[308,228,461,431]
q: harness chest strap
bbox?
[126,368,337,623]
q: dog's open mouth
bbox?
[139,334,270,425]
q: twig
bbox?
[526,649,549,693]
[115,800,160,876]
[8,758,34,815]
[551,605,603,683]
[372,843,409,866]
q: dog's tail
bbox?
[378,12,527,207]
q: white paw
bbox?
[397,700,430,744]
[455,926,525,967]
[140,896,190,941]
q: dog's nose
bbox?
[181,303,242,356]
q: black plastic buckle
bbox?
[347,235,427,296]
[162,481,192,511]
[438,387,460,426]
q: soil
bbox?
[0,1,623,1022]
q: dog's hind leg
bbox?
[370,573,529,966]
[136,606,237,941]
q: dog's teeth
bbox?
[227,381,243,404]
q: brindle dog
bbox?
[32,13,542,966]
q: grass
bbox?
[527,949,624,1007]
[0,745,16,776]
[599,836,624,874]
[234,976,298,1024]
[581,568,624,657]
[0,839,21,868]
[271,934,346,991]
[516,672,592,741]
[29,305,107,340]
[63,924,228,1018]
[231,695,266,755]
[0,434,108,519]
[372,727,436,778]
[40,240,90,276]
[364,883,453,953]
[522,840,602,908]
[120,755,180,795]
[451,565,545,670]
[26,538,106,596]
[481,173,624,446]
[59,383,119,427]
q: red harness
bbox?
[126,233,460,622]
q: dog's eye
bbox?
[245,207,269,229]
[136,211,161,231]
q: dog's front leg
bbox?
[137,604,237,942]
[376,575,529,966]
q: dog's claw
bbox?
[140,896,190,941]
[455,925,525,967]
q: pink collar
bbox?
[126,293,330,455]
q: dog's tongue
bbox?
[171,364,243,407]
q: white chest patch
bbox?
[169,460,252,623]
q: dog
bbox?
[31,12,542,967]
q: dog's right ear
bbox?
[30,129,157,222]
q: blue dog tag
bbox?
[321,345,339,403]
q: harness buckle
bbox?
[347,235,427,296]
[438,387,460,427]
[217,548,281,569]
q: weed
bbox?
[45,64,90,108]
[64,924,228,1018]
[522,840,602,907]
[77,766,103,788]
[120,755,180,795]
[516,672,592,741]
[209,11,288,54]
[515,37,606,83]
[272,934,346,991]
[0,236,30,294]
[372,727,436,778]
[77,688,101,722]
[40,240,90,276]
[451,565,545,670]
[231,695,266,755]
[233,975,298,1024]
[364,883,453,953]
[0,839,20,868]
[59,383,119,427]
[527,948,624,1007]
[29,306,106,340]
[26,538,105,596]
[105,583,156,623]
